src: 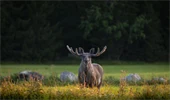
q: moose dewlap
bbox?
[66,45,107,90]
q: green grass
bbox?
[0,64,169,79]
[0,63,170,99]
[0,64,79,77]
[103,64,169,79]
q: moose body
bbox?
[79,62,103,89]
[66,45,107,89]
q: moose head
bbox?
[66,45,107,90]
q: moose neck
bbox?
[81,59,94,71]
[81,59,93,66]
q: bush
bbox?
[103,76,120,86]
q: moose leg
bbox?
[78,72,87,88]
[97,78,102,90]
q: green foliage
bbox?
[1,1,169,62]
[129,15,149,43]
[1,1,63,62]
[79,2,149,43]
[79,2,162,61]
[103,76,119,86]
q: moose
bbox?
[66,45,107,90]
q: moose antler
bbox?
[91,46,107,56]
[66,45,82,56]
[78,47,85,54]
[89,48,95,54]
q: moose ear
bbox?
[89,48,95,54]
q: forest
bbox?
[1,1,169,63]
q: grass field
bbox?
[0,64,169,79]
[0,63,170,99]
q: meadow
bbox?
[0,63,170,99]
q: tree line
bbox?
[1,1,169,63]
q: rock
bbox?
[19,70,44,81]
[152,77,167,83]
[60,71,77,82]
[159,77,166,83]
[125,73,141,82]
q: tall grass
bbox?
[0,71,170,100]
[0,64,169,99]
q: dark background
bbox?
[1,1,169,63]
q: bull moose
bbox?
[66,45,107,90]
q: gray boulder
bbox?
[19,70,44,81]
[60,71,77,82]
[125,73,141,82]
[152,77,167,83]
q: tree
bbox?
[79,1,149,60]
[139,1,169,61]
[1,1,63,62]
